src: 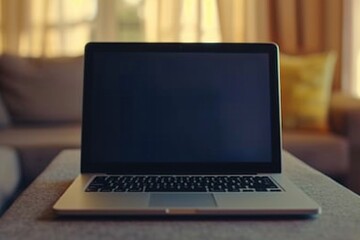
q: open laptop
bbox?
[53,42,320,216]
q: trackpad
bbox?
[149,193,217,207]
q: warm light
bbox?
[17,0,96,57]
[179,0,220,42]
[356,53,360,96]
[124,0,142,6]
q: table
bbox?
[1,150,360,240]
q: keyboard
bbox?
[85,175,282,192]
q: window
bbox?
[117,0,144,41]
[2,0,97,56]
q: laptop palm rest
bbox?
[149,193,217,207]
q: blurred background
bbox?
[1,0,360,215]
[1,0,355,90]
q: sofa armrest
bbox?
[0,146,20,215]
[329,91,360,137]
[329,92,360,193]
[0,93,10,128]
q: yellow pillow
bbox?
[280,52,336,131]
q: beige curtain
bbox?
[0,0,30,55]
[217,0,271,42]
[143,0,221,42]
[93,0,118,41]
[269,0,342,54]
[342,0,360,96]
[0,0,97,57]
[270,0,343,90]
[143,0,271,43]
[217,0,343,90]
[0,0,344,89]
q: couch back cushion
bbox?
[0,54,83,124]
[280,52,336,131]
[0,93,10,127]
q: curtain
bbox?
[0,0,344,90]
[93,0,118,41]
[217,0,343,90]
[144,0,342,89]
[217,0,271,42]
[0,0,30,55]
[0,0,97,57]
[269,0,343,90]
[143,0,221,42]
[143,0,269,43]
[342,0,360,96]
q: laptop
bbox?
[53,42,321,216]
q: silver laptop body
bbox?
[53,43,320,216]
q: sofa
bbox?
[283,92,360,181]
[0,54,82,214]
[0,146,20,214]
[1,53,360,214]
[279,52,360,189]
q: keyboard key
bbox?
[255,188,268,192]
[242,189,255,192]
[270,189,282,192]
[86,175,282,193]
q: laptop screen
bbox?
[81,43,281,174]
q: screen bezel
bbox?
[81,42,282,174]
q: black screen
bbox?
[87,50,273,164]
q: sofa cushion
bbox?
[0,54,83,123]
[283,131,348,176]
[18,147,72,188]
[0,93,10,128]
[0,123,81,187]
[0,146,20,215]
[0,124,81,148]
[280,52,336,131]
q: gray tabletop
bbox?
[1,150,360,240]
